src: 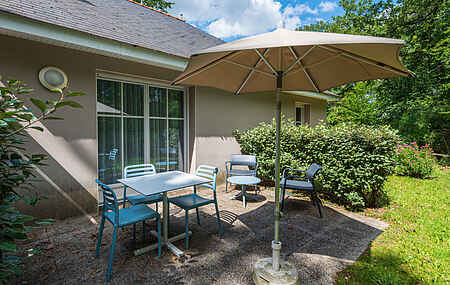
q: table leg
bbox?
[242,184,246,208]
[163,192,169,245]
[133,192,187,257]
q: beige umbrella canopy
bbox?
[174,28,411,94]
[173,28,411,281]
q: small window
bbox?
[295,103,310,126]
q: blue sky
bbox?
[169,0,344,41]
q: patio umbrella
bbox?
[173,28,411,282]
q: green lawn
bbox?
[336,169,450,284]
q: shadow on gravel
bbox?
[14,195,389,284]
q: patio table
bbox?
[118,171,211,257]
[228,176,261,208]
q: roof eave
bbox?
[0,11,188,71]
[283,90,340,102]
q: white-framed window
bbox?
[96,77,186,185]
[295,102,310,126]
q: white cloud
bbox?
[169,0,319,39]
[319,1,338,12]
[283,4,318,16]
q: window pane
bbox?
[149,87,166,117]
[124,118,144,168]
[123,83,144,116]
[97,79,121,115]
[296,107,302,123]
[169,120,184,171]
[98,117,122,184]
[150,119,167,172]
[168,89,184,118]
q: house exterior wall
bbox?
[192,86,327,183]
[0,34,328,219]
[0,35,180,219]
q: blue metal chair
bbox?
[225,154,258,193]
[95,180,161,281]
[168,165,223,249]
[280,163,323,218]
[123,164,162,209]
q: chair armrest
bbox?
[254,162,259,175]
[282,168,306,178]
[285,175,306,180]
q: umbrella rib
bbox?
[173,51,243,85]
[287,46,320,92]
[223,59,276,78]
[318,45,410,77]
[283,46,315,76]
[255,49,277,75]
[235,48,271,95]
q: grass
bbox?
[335,168,450,284]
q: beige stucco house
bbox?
[0,0,338,219]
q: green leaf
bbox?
[56,101,83,108]
[66,92,86,98]
[30,98,46,113]
[17,88,33,95]
[43,117,63,120]
[0,242,18,252]
[30,126,44,132]
[50,88,63,93]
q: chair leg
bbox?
[280,188,286,212]
[312,193,323,218]
[214,201,223,237]
[185,210,189,249]
[225,179,229,193]
[196,208,201,225]
[106,226,118,281]
[157,216,161,258]
[95,217,105,257]
[123,186,127,208]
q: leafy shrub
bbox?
[395,143,435,178]
[233,119,401,209]
[0,78,84,282]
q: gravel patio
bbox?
[15,184,387,284]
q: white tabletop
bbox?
[118,171,211,196]
[227,175,261,185]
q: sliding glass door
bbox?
[97,78,185,185]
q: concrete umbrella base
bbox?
[253,258,299,285]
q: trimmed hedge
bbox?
[233,119,401,209]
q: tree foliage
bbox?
[0,78,85,282]
[300,0,449,154]
[140,0,174,12]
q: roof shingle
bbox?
[0,0,223,58]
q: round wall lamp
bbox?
[38,66,68,90]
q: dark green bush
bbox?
[233,119,401,209]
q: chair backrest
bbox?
[305,163,322,180]
[109,148,118,160]
[124,164,156,178]
[230,154,257,168]
[96,179,119,220]
[195,165,218,191]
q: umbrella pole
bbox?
[273,74,282,271]
[253,73,298,285]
